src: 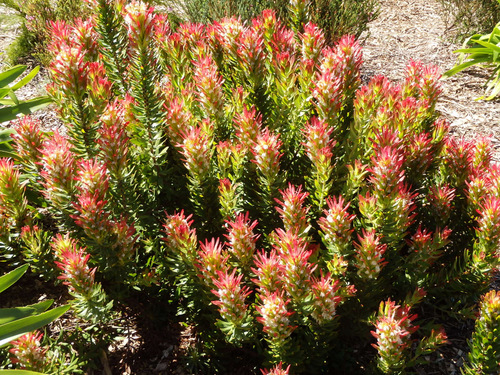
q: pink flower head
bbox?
[225,212,259,268]
[318,196,355,257]
[253,9,279,42]
[71,191,110,244]
[197,238,229,286]
[442,137,474,188]
[213,17,245,57]
[371,299,418,366]
[300,22,325,63]
[39,132,76,205]
[275,184,310,237]
[312,69,343,123]
[163,210,198,263]
[472,136,492,175]
[9,331,47,371]
[405,132,433,175]
[72,18,99,59]
[427,184,455,224]
[98,99,130,179]
[302,117,335,163]
[279,239,315,300]
[50,45,89,98]
[476,197,500,246]
[233,106,262,149]
[257,290,295,341]
[252,249,282,293]
[310,272,343,324]
[76,159,109,200]
[408,226,450,268]
[54,236,95,295]
[211,269,251,324]
[179,126,213,181]
[251,128,282,179]
[261,362,291,375]
[47,20,72,54]
[237,26,266,81]
[110,216,138,262]
[354,229,388,280]
[193,55,225,119]
[403,60,442,109]
[368,146,405,197]
[123,1,156,48]
[272,227,309,256]
[11,116,46,166]
[164,97,193,146]
[0,158,27,223]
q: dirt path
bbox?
[361,0,500,162]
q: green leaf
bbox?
[0,300,53,325]
[0,265,28,294]
[10,66,40,91]
[0,66,26,88]
[444,57,492,77]
[0,304,70,347]
[0,128,14,143]
[474,39,500,53]
[0,96,52,123]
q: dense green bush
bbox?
[1,0,500,373]
[439,0,500,40]
[163,0,379,43]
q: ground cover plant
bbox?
[1,0,500,373]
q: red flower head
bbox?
[211,269,251,324]
[98,99,130,179]
[275,184,310,237]
[354,229,388,280]
[252,249,282,293]
[193,55,225,120]
[163,210,198,264]
[261,362,291,375]
[11,116,46,167]
[257,290,295,341]
[318,196,356,257]
[9,331,48,371]
[197,238,229,286]
[225,212,260,268]
[251,128,282,180]
[234,106,262,149]
[301,22,325,63]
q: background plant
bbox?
[439,0,500,41]
[162,0,379,43]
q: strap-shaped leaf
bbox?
[0,128,14,143]
[0,300,53,325]
[10,66,40,92]
[0,96,52,123]
[0,265,28,294]
[0,66,26,88]
[0,304,70,347]
[474,39,500,53]
[444,57,492,77]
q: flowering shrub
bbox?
[1,1,500,373]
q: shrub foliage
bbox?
[1,0,500,373]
